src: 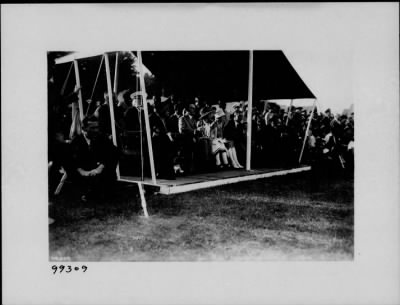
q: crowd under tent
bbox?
[53,50,316,200]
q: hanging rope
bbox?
[60,62,73,96]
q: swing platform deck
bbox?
[119,165,311,195]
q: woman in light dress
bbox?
[209,108,243,169]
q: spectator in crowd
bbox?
[70,122,119,202]
[210,109,230,169]
[178,104,198,174]
[223,112,246,165]
[124,93,143,131]
[149,103,175,180]
[93,92,112,137]
[196,106,215,171]
[167,103,185,175]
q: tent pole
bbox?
[113,52,119,94]
[138,74,144,181]
[298,99,317,164]
[138,51,157,185]
[246,50,254,171]
[286,99,293,126]
[104,53,120,179]
[73,59,84,121]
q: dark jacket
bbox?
[224,120,245,145]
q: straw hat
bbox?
[215,108,225,119]
[198,107,213,120]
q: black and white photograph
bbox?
[2,3,399,305]
[48,49,354,261]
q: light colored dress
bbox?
[210,120,228,154]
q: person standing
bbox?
[224,112,246,166]
[178,104,198,174]
[149,103,175,180]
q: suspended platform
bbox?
[119,165,311,195]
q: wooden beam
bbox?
[113,52,119,94]
[73,60,84,121]
[118,166,312,193]
[158,166,311,195]
[137,51,157,184]
[137,183,149,217]
[246,50,254,171]
[298,99,317,164]
[55,51,111,64]
[104,53,120,179]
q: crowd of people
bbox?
[48,83,354,201]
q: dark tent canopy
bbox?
[141,50,315,103]
[253,50,315,100]
[142,51,249,103]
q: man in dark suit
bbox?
[70,122,119,202]
[178,104,198,174]
[224,113,246,165]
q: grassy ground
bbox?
[49,171,354,261]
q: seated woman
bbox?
[195,107,214,172]
[70,122,119,202]
[210,109,243,169]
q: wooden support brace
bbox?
[137,183,149,217]
[137,51,157,184]
[298,99,317,164]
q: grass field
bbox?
[49,171,354,261]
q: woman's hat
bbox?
[215,108,225,119]
[130,91,144,100]
[199,107,213,120]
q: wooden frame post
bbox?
[298,99,317,164]
[113,52,119,94]
[246,50,254,171]
[104,53,120,179]
[73,59,84,121]
[137,51,157,184]
[138,183,149,217]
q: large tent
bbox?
[52,50,316,206]
[140,50,315,103]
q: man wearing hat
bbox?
[178,104,198,174]
[196,106,215,171]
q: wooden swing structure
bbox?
[54,50,316,217]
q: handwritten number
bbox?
[52,265,87,273]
